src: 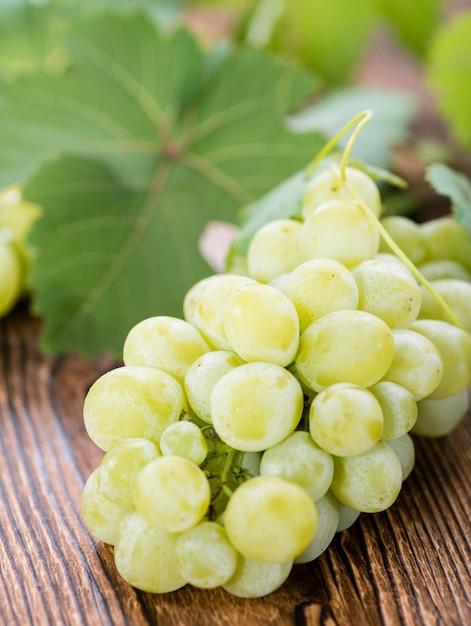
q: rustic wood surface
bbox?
[1,302,470,626]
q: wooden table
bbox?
[1,303,470,625]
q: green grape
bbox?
[183,275,214,326]
[159,421,208,465]
[246,218,303,283]
[223,282,299,366]
[184,350,245,424]
[223,475,317,563]
[134,456,210,533]
[259,431,334,502]
[294,492,339,564]
[380,328,444,400]
[369,381,418,441]
[0,187,41,292]
[114,512,187,593]
[352,256,422,328]
[295,309,395,393]
[222,556,293,598]
[331,442,403,513]
[410,319,471,399]
[420,216,471,270]
[417,259,471,282]
[302,166,381,220]
[192,274,256,350]
[0,237,23,316]
[123,315,210,384]
[309,383,384,457]
[175,521,238,589]
[299,199,380,268]
[96,438,160,507]
[413,389,469,437]
[211,362,303,452]
[81,469,134,546]
[386,434,415,481]
[284,258,359,332]
[331,493,361,532]
[378,215,427,265]
[418,279,471,332]
[83,366,184,451]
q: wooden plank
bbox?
[1,304,470,626]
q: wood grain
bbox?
[1,304,470,626]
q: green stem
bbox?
[304,110,374,180]
[341,176,464,329]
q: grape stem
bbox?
[307,107,464,330]
[304,110,374,180]
[340,173,464,329]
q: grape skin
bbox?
[211,362,304,452]
[83,365,185,451]
[223,475,318,563]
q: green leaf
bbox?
[377,0,444,56]
[287,86,417,168]
[0,0,182,80]
[427,11,471,149]
[425,163,471,238]
[12,14,324,356]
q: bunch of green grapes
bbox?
[0,186,40,316]
[81,158,471,598]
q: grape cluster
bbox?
[0,186,40,316]
[82,164,471,598]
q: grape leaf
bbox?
[11,13,324,356]
[427,11,471,149]
[425,163,471,239]
[287,86,417,168]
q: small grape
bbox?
[300,199,380,268]
[294,493,339,563]
[418,279,471,332]
[413,389,469,437]
[134,456,210,533]
[114,512,187,593]
[81,469,134,546]
[410,319,471,399]
[247,218,303,283]
[302,166,381,220]
[211,362,303,452]
[223,475,318,563]
[295,309,395,392]
[184,350,245,423]
[159,421,208,465]
[386,434,415,481]
[123,315,210,384]
[352,256,422,328]
[309,383,384,457]
[0,237,23,316]
[223,282,299,366]
[259,431,334,501]
[369,381,418,441]
[96,438,160,506]
[222,556,293,598]
[175,521,238,589]
[284,258,359,332]
[83,365,184,451]
[331,442,403,513]
[381,328,444,400]
[379,215,427,265]
[191,273,256,349]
